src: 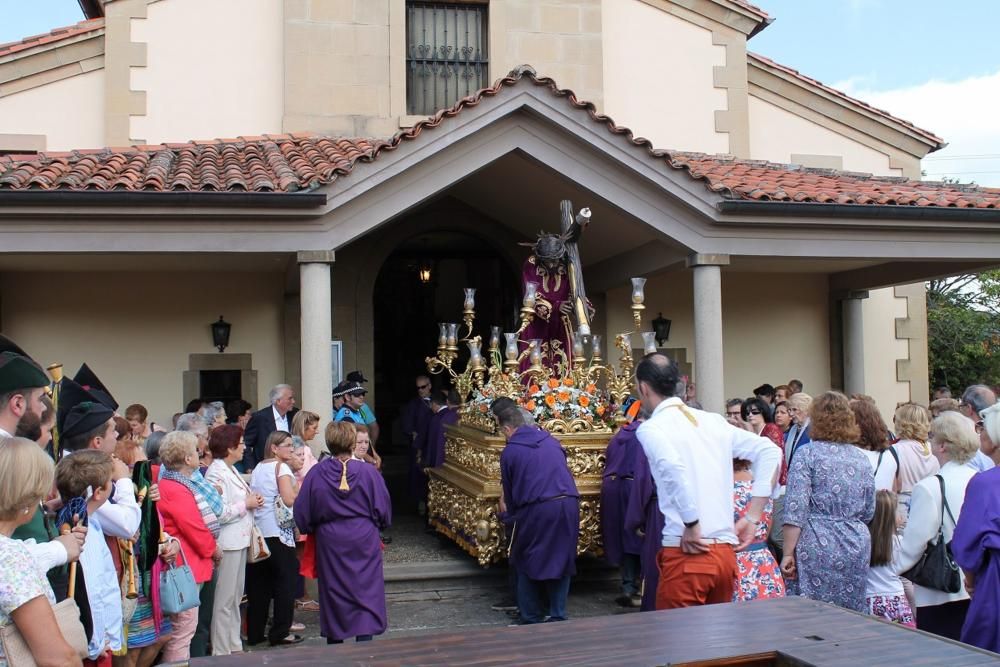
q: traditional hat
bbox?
[57,378,114,442]
[0,335,50,394]
[346,370,369,383]
[73,363,118,412]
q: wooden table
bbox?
[194,596,998,666]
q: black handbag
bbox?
[901,475,962,594]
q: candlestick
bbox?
[504,332,519,370]
[523,282,538,309]
[438,322,448,350]
[489,326,502,351]
[591,334,603,363]
[467,338,484,370]
[529,339,543,368]
[641,331,657,355]
[630,277,647,330]
[446,323,459,350]
[463,287,476,311]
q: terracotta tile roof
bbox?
[729,0,770,21]
[0,18,104,59]
[0,66,994,209]
[748,52,944,147]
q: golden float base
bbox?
[426,423,609,566]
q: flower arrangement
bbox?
[519,377,608,426]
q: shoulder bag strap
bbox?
[937,474,957,528]
[889,445,900,478]
[875,449,885,476]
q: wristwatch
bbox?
[683,518,700,528]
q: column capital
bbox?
[297,250,335,264]
[832,289,870,301]
[685,253,730,268]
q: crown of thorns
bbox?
[521,232,569,260]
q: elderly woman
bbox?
[294,422,391,644]
[781,392,875,612]
[950,405,1000,652]
[247,431,301,646]
[893,403,939,512]
[898,411,977,640]
[0,437,82,667]
[157,431,221,663]
[849,398,899,492]
[205,425,262,656]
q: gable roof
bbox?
[0,66,994,209]
[748,52,944,149]
[0,18,104,60]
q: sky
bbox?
[2,0,998,185]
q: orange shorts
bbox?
[655,543,737,610]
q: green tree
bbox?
[927,270,1000,393]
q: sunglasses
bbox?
[417,384,430,390]
[747,409,762,416]
[976,420,985,434]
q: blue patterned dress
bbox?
[784,441,875,612]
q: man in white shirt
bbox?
[959,384,996,473]
[634,353,781,609]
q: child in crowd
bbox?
[56,450,124,666]
[731,459,785,601]
[865,490,916,627]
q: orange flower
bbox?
[547,378,560,389]
[525,400,536,411]
[557,391,570,402]
[528,384,541,394]
[479,404,488,413]
[578,395,590,408]
[596,405,606,416]
[586,383,597,393]
[545,394,557,407]
[563,377,575,387]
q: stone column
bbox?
[298,250,334,420]
[687,254,729,414]
[842,290,868,396]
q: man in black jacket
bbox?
[242,383,298,470]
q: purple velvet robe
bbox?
[401,396,433,499]
[500,426,580,580]
[520,257,574,372]
[424,406,458,469]
[294,458,392,640]
[623,441,665,612]
[600,421,644,566]
[951,466,1000,653]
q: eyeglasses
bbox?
[417,384,430,390]
[726,411,741,418]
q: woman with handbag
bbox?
[898,411,978,640]
[951,403,1000,653]
[205,425,263,656]
[247,431,302,646]
[0,436,85,666]
[157,432,220,663]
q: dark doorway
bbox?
[373,230,519,456]
[199,369,242,406]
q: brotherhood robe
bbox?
[624,443,666,612]
[600,421,644,566]
[294,458,392,640]
[424,406,459,469]
[500,426,580,580]
[401,396,433,500]
[951,466,1000,654]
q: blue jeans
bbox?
[621,553,641,597]
[516,571,571,624]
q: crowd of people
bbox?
[0,335,392,666]
[602,364,1000,655]
[1,329,999,665]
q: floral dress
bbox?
[0,534,58,666]
[784,441,876,612]
[732,480,785,601]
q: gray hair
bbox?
[144,431,166,463]
[175,412,208,436]
[983,403,1000,452]
[201,401,225,426]
[291,435,306,450]
[962,384,996,416]
[269,384,292,405]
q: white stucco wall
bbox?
[130,0,283,143]
[604,271,831,403]
[862,287,911,421]
[748,95,902,176]
[0,270,287,427]
[602,0,729,153]
[0,70,105,151]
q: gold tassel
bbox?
[667,403,699,426]
[339,458,350,491]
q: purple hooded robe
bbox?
[401,396,433,500]
[951,466,1000,653]
[424,406,459,469]
[500,426,580,580]
[600,421,644,566]
[623,441,666,612]
[294,457,392,640]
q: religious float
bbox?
[425,201,665,565]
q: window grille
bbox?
[406,2,488,116]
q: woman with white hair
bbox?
[951,403,1000,653]
[898,411,978,640]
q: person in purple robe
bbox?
[601,418,643,607]
[493,401,580,624]
[623,412,665,612]
[401,375,433,506]
[293,421,392,644]
[951,402,1000,654]
[422,390,459,470]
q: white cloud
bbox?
[836,71,1000,186]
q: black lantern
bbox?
[211,316,231,353]
[652,312,672,347]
